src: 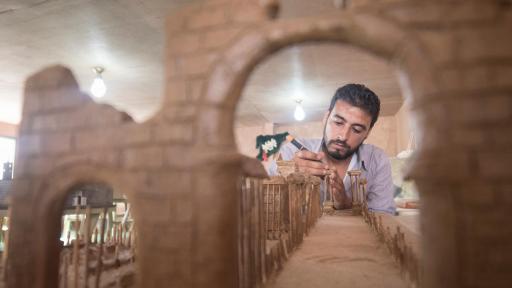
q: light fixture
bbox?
[294,99,305,121]
[90,66,107,98]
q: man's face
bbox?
[322,100,373,161]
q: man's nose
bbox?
[337,125,350,141]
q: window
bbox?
[0,137,16,179]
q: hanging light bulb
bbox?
[90,66,106,98]
[294,99,305,121]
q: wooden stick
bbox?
[126,228,132,249]
[63,252,69,288]
[112,223,117,245]
[83,206,91,288]
[72,205,81,288]
[277,184,281,238]
[67,230,71,246]
[94,208,107,288]
[271,184,275,239]
[2,209,11,280]
[265,184,269,239]
[93,227,98,245]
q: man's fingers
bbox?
[295,157,328,170]
[296,150,323,161]
[297,166,328,176]
[293,157,329,176]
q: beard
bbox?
[321,134,360,161]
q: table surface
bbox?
[266,214,410,288]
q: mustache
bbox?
[327,139,350,149]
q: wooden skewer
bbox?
[72,205,81,288]
[2,209,11,280]
[63,252,69,288]
[112,223,117,245]
[67,230,71,246]
[92,227,98,245]
[94,208,107,288]
[126,227,132,249]
[106,224,112,243]
[83,206,91,288]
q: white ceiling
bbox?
[0,0,402,125]
[238,44,403,126]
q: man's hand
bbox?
[329,169,351,209]
[292,150,329,177]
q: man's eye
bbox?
[352,128,362,134]
[334,121,343,126]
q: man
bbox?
[269,84,396,214]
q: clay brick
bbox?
[56,151,120,168]
[41,132,72,154]
[232,4,265,24]
[74,124,151,150]
[497,184,512,203]
[384,3,446,26]
[489,127,512,146]
[205,63,235,105]
[452,95,511,125]
[175,52,219,76]
[197,106,235,146]
[411,149,472,181]
[187,78,205,102]
[163,105,197,122]
[19,156,54,177]
[164,146,195,168]
[136,195,172,223]
[417,31,455,66]
[187,5,228,30]
[447,2,498,24]
[122,146,164,170]
[17,134,41,156]
[460,183,496,206]
[40,89,89,112]
[169,33,201,55]
[204,27,242,50]
[491,65,512,89]
[478,151,512,179]
[457,26,512,61]
[165,79,187,103]
[21,91,40,115]
[153,123,195,143]
[439,68,463,91]
[31,103,130,132]
[461,66,492,90]
[352,13,409,59]
[451,129,486,147]
[74,129,113,150]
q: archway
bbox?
[202,13,434,285]
[28,165,140,288]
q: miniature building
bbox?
[1,0,511,288]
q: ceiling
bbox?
[238,44,403,126]
[0,0,403,125]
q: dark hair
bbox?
[328,84,381,128]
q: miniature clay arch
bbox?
[29,163,141,288]
[201,14,437,151]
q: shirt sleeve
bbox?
[366,149,396,215]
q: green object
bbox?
[255,132,289,161]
